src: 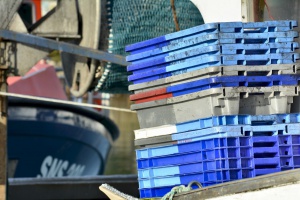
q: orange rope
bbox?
[264,0,275,20]
[171,0,180,31]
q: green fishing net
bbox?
[95,0,204,93]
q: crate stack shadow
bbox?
[125,20,300,198]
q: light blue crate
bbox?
[128,42,299,67]
[219,20,297,31]
[173,123,300,143]
[126,39,299,63]
[126,31,220,62]
[128,53,300,84]
[136,145,180,159]
[136,123,300,160]
[138,169,241,189]
[128,44,221,68]
[127,31,298,70]
[138,160,230,179]
[136,131,249,160]
[176,113,300,133]
[126,20,297,54]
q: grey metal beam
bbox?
[0,30,129,66]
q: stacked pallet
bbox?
[125,20,300,198]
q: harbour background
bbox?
[104,94,139,174]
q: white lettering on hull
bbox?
[37,155,85,177]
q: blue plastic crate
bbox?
[138,170,239,189]
[129,52,299,78]
[135,113,300,138]
[177,113,300,133]
[128,44,221,69]
[137,151,203,169]
[137,135,300,198]
[138,172,205,188]
[127,39,299,71]
[219,20,297,32]
[172,124,300,145]
[136,126,300,160]
[127,41,299,63]
[137,158,255,179]
[136,136,253,160]
[137,137,252,165]
[166,75,300,97]
[128,30,297,57]
[125,20,297,54]
[128,54,300,84]
[130,75,300,101]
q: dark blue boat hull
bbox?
[7,98,119,178]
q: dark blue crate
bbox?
[292,145,300,155]
[278,135,292,145]
[138,170,237,189]
[255,168,281,176]
[292,135,300,144]
[202,149,228,160]
[137,151,203,169]
[253,147,279,155]
[139,186,174,198]
[241,158,254,168]
[139,183,204,198]
[279,146,293,156]
[242,169,255,178]
[293,156,300,166]
[280,157,294,168]
[138,160,234,179]
[138,162,205,179]
[138,172,205,188]
[137,135,300,198]
[254,157,280,167]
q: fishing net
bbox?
[95,0,204,93]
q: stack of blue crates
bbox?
[125,20,300,198]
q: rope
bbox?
[0,91,136,113]
[264,0,274,20]
[161,181,202,200]
[170,0,180,31]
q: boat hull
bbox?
[7,98,119,178]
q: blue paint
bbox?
[7,99,119,178]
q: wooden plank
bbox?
[0,69,7,200]
[174,168,300,200]
[8,175,139,200]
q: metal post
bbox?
[0,65,7,200]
